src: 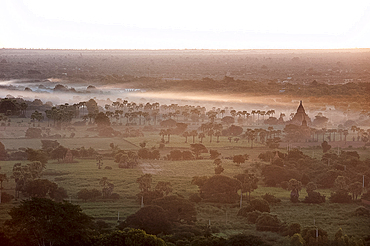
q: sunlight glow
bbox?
[2,0,370,49]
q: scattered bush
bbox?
[25,128,42,138]
[77,188,102,201]
[246,211,262,223]
[214,165,224,175]
[354,206,370,216]
[120,205,172,235]
[256,213,282,232]
[200,175,240,203]
[237,207,252,217]
[0,192,14,203]
[151,195,197,223]
[249,198,270,213]
[301,227,329,245]
[329,191,352,203]
[104,166,112,170]
[283,223,301,237]
[302,191,326,204]
[189,193,202,203]
[261,193,281,204]
[110,193,120,200]
[290,233,305,246]
[137,190,163,205]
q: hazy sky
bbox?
[1,0,370,49]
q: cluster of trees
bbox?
[77,177,119,201]
[8,161,68,202]
[2,140,98,163]
[259,149,369,204]
[191,171,259,204]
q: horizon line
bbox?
[2,47,370,51]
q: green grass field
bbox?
[1,132,369,244]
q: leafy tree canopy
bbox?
[4,198,94,246]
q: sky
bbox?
[1,0,370,49]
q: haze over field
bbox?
[1,1,370,246]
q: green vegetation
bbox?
[0,58,369,245]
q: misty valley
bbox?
[0,49,369,246]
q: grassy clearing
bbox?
[1,134,369,244]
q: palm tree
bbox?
[215,131,221,143]
[260,111,266,122]
[338,129,343,141]
[208,129,214,143]
[256,110,261,124]
[198,133,205,143]
[96,155,103,169]
[159,129,166,143]
[344,130,349,145]
[251,110,256,123]
[190,130,198,143]
[182,131,190,143]
[246,129,256,149]
[322,128,327,142]
[166,128,172,143]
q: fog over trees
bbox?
[0,49,369,246]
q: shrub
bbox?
[258,151,274,162]
[104,166,112,170]
[301,227,329,245]
[316,170,342,189]
[182,150,193,160]
[290,233,305,246]
[209,149,221,159]
[246,211,262,223]
[77,188,101,201]
[256,213,282,232]
[189,193,202,203]
[283,223,301,237]
[137,190,163,205]
[362,191,370,200]
[329,191,352,203]
[354,206,370,216]
[8,150,27,160]
[302,191,326,204]
[262,165,301,186]
[237,207,253,217]
[120,205,172,235]
[0,192,14,203]
[151,195,197,223]
[25,128,42,138]
[214,165,224,175]
[249,198,270,213]
[110,193,120,200]
[168,150,183,161]
[261,193,281,204]
[200,175,240,203]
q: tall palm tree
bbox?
[208,129,214,143]
[251,110,256,123]
[198,133,205,143]
[344,130,349,145]
[190,130,198,143]
[182,131,190,143]
[256,110,261,124]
